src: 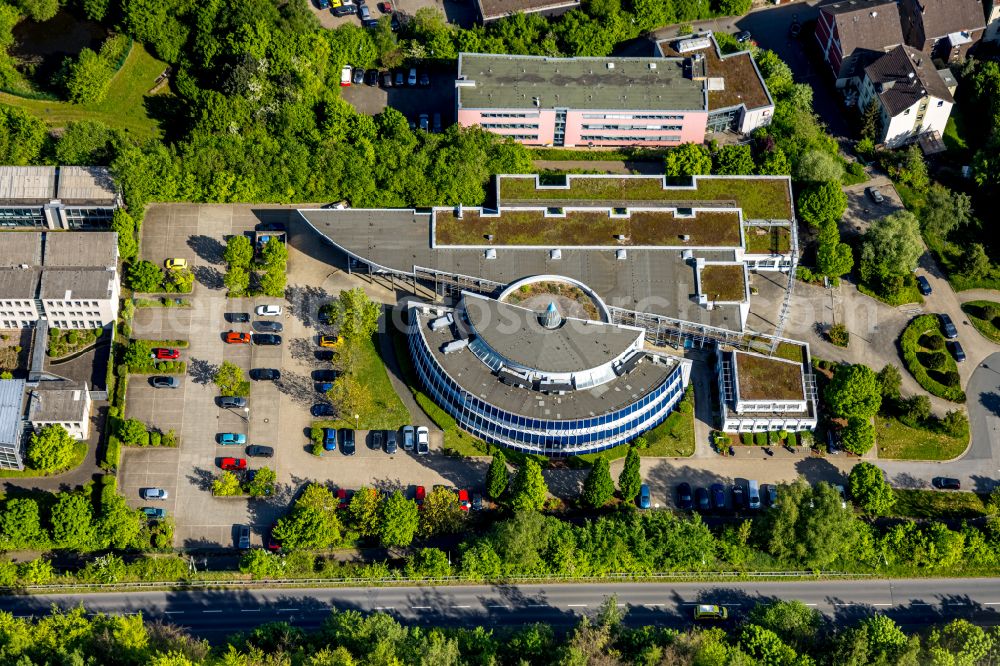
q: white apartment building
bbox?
[716,348,818,433]
[27,383,93,440]
[0,166,119,229]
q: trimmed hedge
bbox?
[900,315,966,402]
[962,300,1000,344]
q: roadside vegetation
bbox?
[962,300,1000,344]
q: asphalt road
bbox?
[6,579,1000,639]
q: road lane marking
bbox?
[804,604,817,607]
[567,604,588,608]
[872,604,891,607]
[278,608,299,612]
[241,609,260,612]
[374,606,395,611]
[450,605,470,609]
[984,602,1000,606]
[163,611,185,615]
[528,604,547,608]
[411,606,432,610]
[488,605,509,609]
[203,610,222,614]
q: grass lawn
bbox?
[744,225,791,254]
[498,175,792,220]
[700,264,746,301]
[0,440,88,478]
[962,301,1000,344]
[0,43,168,140]
[875,415,967,461]
[892,488,986,519]
[327,335,410,430]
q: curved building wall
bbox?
[408,319,687,455]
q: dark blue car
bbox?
[916,275,932,296]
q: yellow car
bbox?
[164,258,188,270]
[693,604,728,621]
[319,335,342,348]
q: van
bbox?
[747,480,761,510]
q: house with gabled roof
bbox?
[899,0,986,62]
[815,0,906,87]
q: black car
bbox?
[385,430,398,454]
[227,312,250,323]
[710,483,726,511]
[394,70,404,86]
[371,430,383,451]
[380,70,392,87]
[352,67,364,85]
[695,487,710,512]
[916,275,932,296]
[735,30,752,43]
[947,340,966,362]
[472,493,484,511]
[418,71,430,86]
[390,12,400,30]
[311,403,335,417]
[256,222,286,233]
[939,313,958,339]
[932,477,961,490]
[246,445,274,458]
[332,3,355,15]
[250,368,280,381]
[676,482,693,510]
[252,333,282,346]
[339,429,356,455]
[732,484,747,511]
[253,321,283,333]
[313,369,338,382]
[315,349,334,362]
[219,396,247,408]
[365,68,378,86]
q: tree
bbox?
[581,456,615,508]
[212,471,241,496]
[349,487,381,538]
[324,288,381,341]
[245,467,276,498]
[378,490,419,547]
[509,459,548,511]
[122,339,152,370]
[50,493,96,550]
[876,364,902,401]
[420,486,465,537]
[816,220,853,277]
[485,450,509,500]
[926,619,993,666]
[116,417,148,445]
[213,360,250,397]
[895,144,929,190]
[404,547,452,579]
[961,243,990,279]
[713,144,755,175]
[259,237,288,271]
[859,101,881,141]
[841,416,875,455]
[795,149,843,183]
[223,235,253,269]
[662,142,712,177]
[739,624,799,665]
[759,480,859,567]
[126,260,163,292]
[97,494,144,549]
[825,363,882,419]
[240,549,286,578]
[921,184,973,240]
[223,265,250,297]
[18,0,58,22]
[797,182,847,228]
[715,0,751,16]
[272,484,342,550]
[618,446,641,503]
[26,425,76,471]
[747,600,821,652]
[756,147,791,176]
[847,462,894,516]
[110,209,138,262]
[62,48,113,104]
[326,374,373,422]
[859,211,923,287]
[0,498,46,550]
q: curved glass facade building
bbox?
[407,291,691,456]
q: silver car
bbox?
[141,488,168,500]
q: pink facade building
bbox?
[456,34,773,148]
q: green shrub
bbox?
[900,315,966,402]
[828,323,849,347]
[920,351,945,370]
[103,436,122,471]
[149,431,161,447]
[754,431,767,446]
[796,266,815,283]
[920,334,945,351]
[741,433,752,445]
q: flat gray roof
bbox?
[418,310,673,419]
[56,167,117,205]
[0,268,40,298]
[463,293,641,373]
[44,231,118,268]
[0,379,25,446]
[40,269,114,300]
[457,53,706,111]
[0,233,42,267]
[300,208,745,332]
[0,167,56,204]
[28,386,89,423]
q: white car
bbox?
[255,305,282,317]
[142,488,168,500]
[416,426,429,455]
[402,425,415,451]
[340,65,352,87]
[407,67,417,86]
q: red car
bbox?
[265,526,281,552]
[152,348,179,360]
[337,488,353,509]
[219,457,247,471]
[377,1,391,11]
[225,331,251,344]
[458,489,471,512]
[415,485,426,508]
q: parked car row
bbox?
[341,65,429,88]
[674,480,776,512]
[321,425,428,455]
[938,313,965,362]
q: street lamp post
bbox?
[354,413,359,430]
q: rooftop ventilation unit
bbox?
[614,234,627,241]
[441,339,469,354]
[680,234,691,241]
[606,62,615,69]
[616,249,627,260]
[485,248,497,259]
[549,249,562,260]
[429,313,454,331]
[676,36,712,53]
[681,249,694,261]
[649,62,657,69]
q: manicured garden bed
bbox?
[47,328,102,359]
[962,300,1000,344]
[899,314,965,402]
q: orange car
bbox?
[225,331,251,344]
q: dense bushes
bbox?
[46,328,101,358]
[900,315,966,402]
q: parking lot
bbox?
[342,64,457,129]
[306,0,476,31]
[121,203,463,548]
